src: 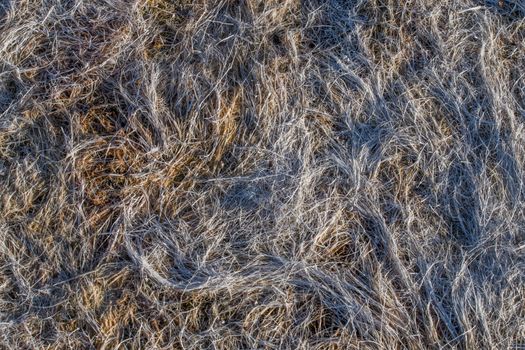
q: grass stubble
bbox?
[0,0,524,348]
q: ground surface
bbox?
[0,0,524,349]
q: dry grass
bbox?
[1,0,525,349]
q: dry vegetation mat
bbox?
[0,0,524,348]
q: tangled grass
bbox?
[0,0,524,348]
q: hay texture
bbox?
[0,0,524,348]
